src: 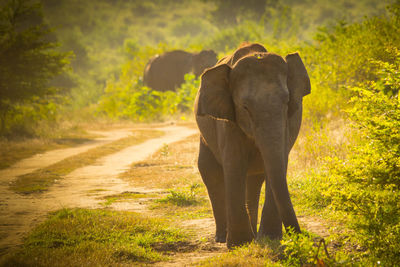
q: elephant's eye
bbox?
[242,104,251,115]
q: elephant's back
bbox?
[145,50,193,91]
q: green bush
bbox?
[325,50,400,265]
[306,5,400,92]
[98,72,199,122]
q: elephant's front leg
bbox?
[198,140,227,243]
[246,174,265,235]
[222,152,254,248]
[258,179,283,240]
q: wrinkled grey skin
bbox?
[143,50,217,92]
[194,43,311,248]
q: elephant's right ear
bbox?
[196,64,235,121]
[285,53,311,117]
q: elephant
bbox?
[143,49,217,92]
[194,43,311,248]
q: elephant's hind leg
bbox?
[246,174,264,236]
[198,139,227,243]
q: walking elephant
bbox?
[194,43,311,248]
[143,49,217,92]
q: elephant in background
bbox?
[143,50,217,92]
[194,43,311,248]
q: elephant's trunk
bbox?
[255,118,300,233]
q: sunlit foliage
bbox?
[326,51,400,265]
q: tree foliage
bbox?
[0,0,69,102]
[0,0,70,134]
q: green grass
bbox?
[102,191,158,206]
[0,208,192,266]
[152,184,212,219]
[10,129,163,194]
[155,183,202,207]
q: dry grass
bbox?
[121,133,201,189]
[288,118,352,178]
[198,241,281,267]
[119,132,213,219]
[10,129,164,194]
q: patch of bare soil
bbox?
[298,215,330,238]
[0,125,196,256]
[148,218,227,267]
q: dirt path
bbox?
[0,128,135,187]
[0,125,197,255]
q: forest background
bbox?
[1,0,400,265]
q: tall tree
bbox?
[0,0,70,132]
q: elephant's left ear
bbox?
[286,53,311,117]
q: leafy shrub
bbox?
[99,70,199,122]
[306,5,400,92]
[175,73,200,113]
[325,50,400,265]
[281,230,320,266]
[281,230,343,266]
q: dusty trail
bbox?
[0,125,197,255]
[0,128,134,187]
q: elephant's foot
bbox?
[257,230,282,241]
[226,228,254,249]
[257,223,283,240]
[215,231,227,243]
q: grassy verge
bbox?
[101,191,158,206]
[0,208,192,266]
[10,129,163,194]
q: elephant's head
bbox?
[192,50,218,77]
[196,52,310,230]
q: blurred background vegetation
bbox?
[0,0,393,138]
[1,0,400,264]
